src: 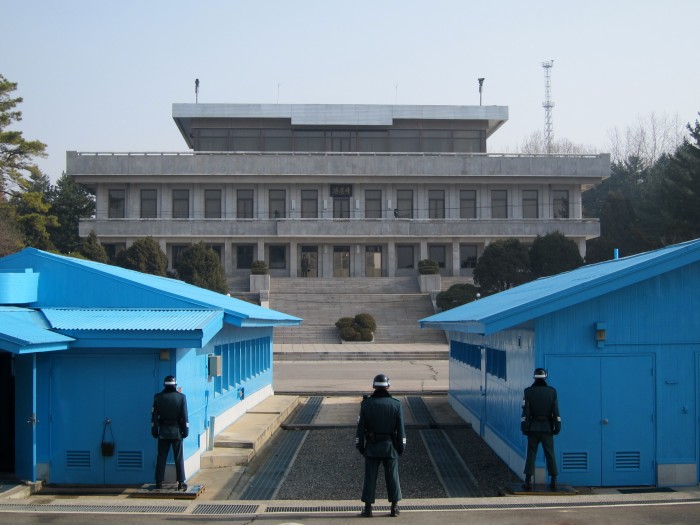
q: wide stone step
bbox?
[201,395,300,469]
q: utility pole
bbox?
[542,61,554,153]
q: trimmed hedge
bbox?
[335,313,376,341]
[418,259,440,274]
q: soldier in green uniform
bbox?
[356,373,406,517]
[151,375,189,490]
[521,367,561,491]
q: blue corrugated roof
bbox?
[0,307,74,353]
[41,308,223,331]
[2,249,301,328]
[421,238,700,335]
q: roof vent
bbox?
[0,269,39,305]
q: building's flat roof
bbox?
[172,103,509,148]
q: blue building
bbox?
[421,238,700,487]
[0,248,300,485]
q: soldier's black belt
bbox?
[530,415,549,421]
[367,432,393,443]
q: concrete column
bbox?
[289,242,298,278]
[451,241,461,277]
[257,239,265,263]
[420,241,428,261]
[387,241,396,277]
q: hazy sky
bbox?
[3,0,698,180]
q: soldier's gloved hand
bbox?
[520,422,529,436]
[553,420,561,435]
[356,444,365,455]
[397,444,405,456]
[181,429,189,439]
[151,428,158,439]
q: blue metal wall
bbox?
[449,260,700,486]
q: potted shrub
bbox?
[335,313,376,342]
[418,259,440,274]
[418,259,441,292]
[251,260,269,275]
[250,260,270,294]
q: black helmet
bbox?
[373,374,390,389]
[164,375,177,386]
[533,368,547,379]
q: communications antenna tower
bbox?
[542,60,554,153]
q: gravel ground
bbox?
[273,426,519,500]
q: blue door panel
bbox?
[51,356,105,483]
[14,354,37,482]
[103,355,158,484]
[602,356,654,486]
[50,354,158,484]
[548,356,602,486]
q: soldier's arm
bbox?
[355,401,366,453]
[396,402,406,454]
[520,391,529,435]
[151,395,159,438]
[551,389,561,434]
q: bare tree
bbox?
[518,131,597,154]
[606,112,684,167]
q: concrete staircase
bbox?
[200,395,300,469]
[269,277,446,344]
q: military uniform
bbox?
[355,379,406,515]
[521,370,561,489]
[151,377,189,488]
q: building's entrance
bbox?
[0,352,14,473]
[365,246,383,277]
[548,354,655,486]
[49,354,158,484]
[300,246,318,277]
[333,246,350,277]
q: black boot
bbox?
[549,477,558,492]
[178,482,187,491]
[522,475,532,491]
[360,503,372,517]
[390,502,400,517]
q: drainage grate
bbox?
[421,429,481,497]
[192,503,259,515]
[287,396,323,425]
[240,430,308,500]
[0,503,187,514]
[407,396,436,427]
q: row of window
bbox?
[451,341,508,381]
[194,127,484,153]
[213,337,271,395]
[107,188,570,220]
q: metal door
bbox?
[600,355,654,485]
[14,354,36,482]
[548,355,654,486]
[50,354,157,484]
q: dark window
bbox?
[108,189,125,218]
[172,189,189,218]
[428,190,445,219]
[396,245,414,269]
[237,189,254,218]
[460,244,478,269]
[460,190,476,219]
[330,131,353,152]
[486,347,507,380]
[205,189,222,219]
[491,190,508,219]
[522,190,538,219]
[269,245,286,269]
[453,130,482,153]
[198,129,228,151]
[553,190,570,218]
[231,129,259,151]
[102,242,126,263]
[140,189,157,218]
[294,130,325,151]
[396,190,413,219]
[263,129,292,151]
[333,197,350,218]
[171,244,189,268]
[365,189,382,218]
[422,130,452,152]
[390,130,420,152]
[269,189,286,219]
[357,131,389,152]
[451,341,481,370]
[237,245,255,269]
[301,190,318,218]
[428,245,446,268]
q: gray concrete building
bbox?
[68,103,609,282]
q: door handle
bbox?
[601,418,609,425]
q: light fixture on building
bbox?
[595,322,607,348]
